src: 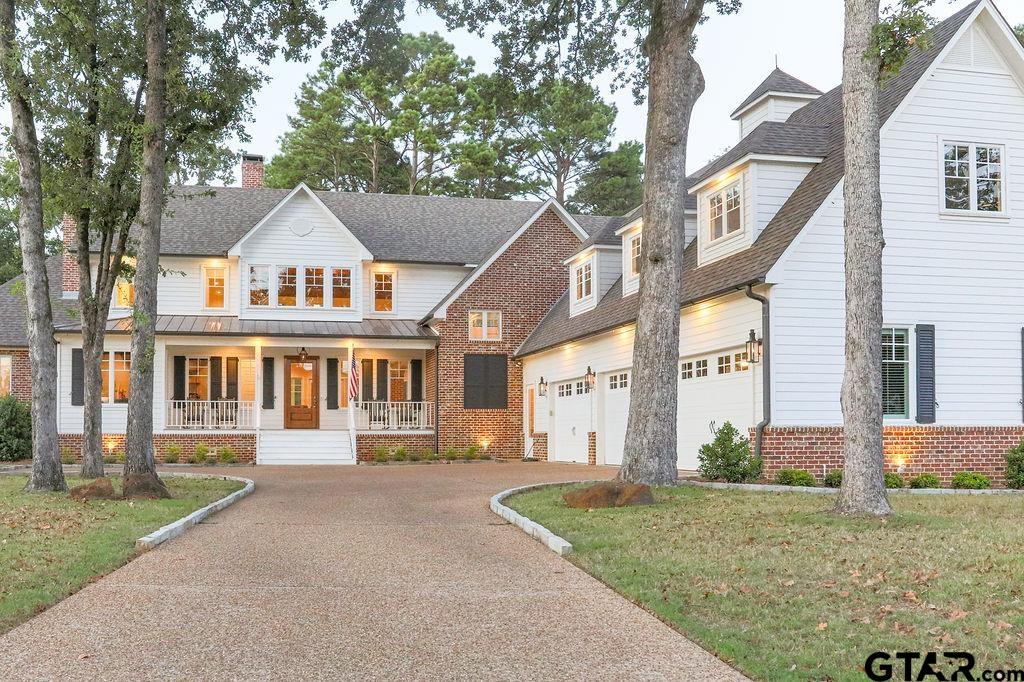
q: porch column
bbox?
[153,339,167,431]
[254,343,263,431]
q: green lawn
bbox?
[508,484,1024,681]
[0,475,243,633]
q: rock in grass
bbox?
[69,477,117,501]
[563,481,654,509]
[122,472,171,500]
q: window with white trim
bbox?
[204,266,226,309]
[575,381,585,395]
[629,234,642,278]
[680,361,693,380]
[717,355,731,375]
[573,259,593,302]
[558,383,569,398]
[943,142,1004,213]
[331,268,352,308]
[305,267,325,307]
[249,265,269,306]
[277,267,297,307]
[882,327,910,418]
[695,359,708,377]
[709,182,742,240]
[389,361,408,381]
[0,355,11,397]
[114,280,135,308]
[608,372,628,390]
[468,310,501,341]
[734,351,749,372]
[187,357,210,401]
[374,272,394,312]
[100,351,131,404]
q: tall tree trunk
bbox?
[124,0,169,498]
[0,0,66,492]
[618,0,705,486]
[836,0,891,516]
[79,328,106,477]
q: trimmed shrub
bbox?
[951,471,991,490]
[188,443,209,465]
[478,452,492,461]
[697,421,762,483]
[420,448,437,461]
[823,470,843,488]
[463,445,480,461]
[884,472,905,489]
[909,473,941,489]
[163,444,182,464]
[103,455,116,465]
[775,469,816,487]
[217,446,237,464]
[60,447,77,465]
[0,396,31,461]
[393,447,408,462]
[408,450,421,462]
[443,447,458,461]
[114,450,126,464]
[1006,441,1024,489]
[373,445,390,463]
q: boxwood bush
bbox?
[823,470,842,488]
[0,395,31,461]
[884,472,905,489]
[774,469,816,487]
[1006,442,1024,489]
[950,471,991,490]
[909,473,941,489]
[697,421,762,483]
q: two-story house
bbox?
[517,0,1024,485]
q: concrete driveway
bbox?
[0,463,746,681]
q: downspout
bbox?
[744,284,771,460]
[433,339,440,456]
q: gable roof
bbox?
[518,1,983,358]
[730,67,823,119]
[0,256,79,348]
[148,187,602,265]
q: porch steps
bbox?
[258,430,355,465]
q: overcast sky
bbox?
[235,0,1024,184]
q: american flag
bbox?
[348,357,359,402]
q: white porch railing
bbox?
[166,400,256,430]
[353,401,435,431]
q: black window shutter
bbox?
[376,359,389,400]
[173,356,186,401]
[226,357,238,400]
[210,357,223,400]
[326,358,339,409]
[464,354,484,408]
[464,354,508,409]
[411,358,423,402]
[915,324,936,424]
[262,357,274,409]
[361,359,373,400]
[71,348,84,406]
[489,355,508,409]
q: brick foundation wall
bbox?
[587,431,597,466]
[434,208,582,460]
[58,432,257,464]
[759,426,1023,486]
[356,433,436,461]
[529,433,547,460]
[2,348,31,401]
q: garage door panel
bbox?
[602,371,630,466]
[678,364,753,470]
[553,380,589,463]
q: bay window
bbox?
[943,142,1004,213]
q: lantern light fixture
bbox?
[298,347,309,362]
[538,377,548,397]
[584,366,596,392]
[745,329,763,364]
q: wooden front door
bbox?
[284,356,319,429]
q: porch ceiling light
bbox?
[538,377,548,397]
[584,366,596,393]
[298,347,309,362]
[745,329,763,364]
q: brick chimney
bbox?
[241,153,264,189]
[61,214,79,297]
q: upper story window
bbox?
[573,259,593,302]
[629,234,642,278]
[278,267,297,307]
[0,355,11,397]
[943,142,1004,213]
[204,267,226,309]
[374,272,394,312]
[709,182,742,241]
[249,266,270,306]
[469,310,501,341]
[305,267,324,308]
[882,327,910,418]
[100,351,131,404]
[114,280,135,308]
[332,268,352,308]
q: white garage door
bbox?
[677,354,755,470]
[552,380,590,463]
[602,371,631,466]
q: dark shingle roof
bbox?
[518,2,979,358]
[730,67,823,118]
[54,314,436,340]
[0,256,79,347]
[153,187,600,264]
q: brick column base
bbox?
[587,431,597,466]
[529,433,547,460]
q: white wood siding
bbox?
[739,100,772,139]
[361,262,468,320]
[738,96,815,139]
[770,21,1024,426]
[597,249,621,299]
[752,161,815,236]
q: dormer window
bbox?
[709,183,742,241]
[573,259,593,302]
[629,234,642,278]
[942,142,1004,214]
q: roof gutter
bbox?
[743,284,771,463]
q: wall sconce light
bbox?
[584,366,596,392]
[298,347,309,362]
[745,329,763,364]
[481,438,490,450]
[538,377,548,397]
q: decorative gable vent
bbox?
[289,220,313,238]
[945,25,1006,73]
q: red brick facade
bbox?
[356,432,436,461]
[432,208,583,460]
[587,431,597,466]
[58,432,258,464]
[759,426,1022,486]
[528,433,547,460]
[241,155,264,189]
[1,348,31,401]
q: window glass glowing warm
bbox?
[305,267,324,307]
[188,358,210,400]
[249,266,269,306]
[630,235,642,277]
[278,267,297,307]
[100,353,110,403]
[112,352,130,403]
[0,355,11,396]
[574,262,592,300]
[374,272,393,312]
[469,310,501,340]
[332,268,351,307]
[115,281,135,307]
[205,267,226,308]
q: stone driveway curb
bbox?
[679,478,1024,495]
[490,481,596,556]
[135,473,254,551]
